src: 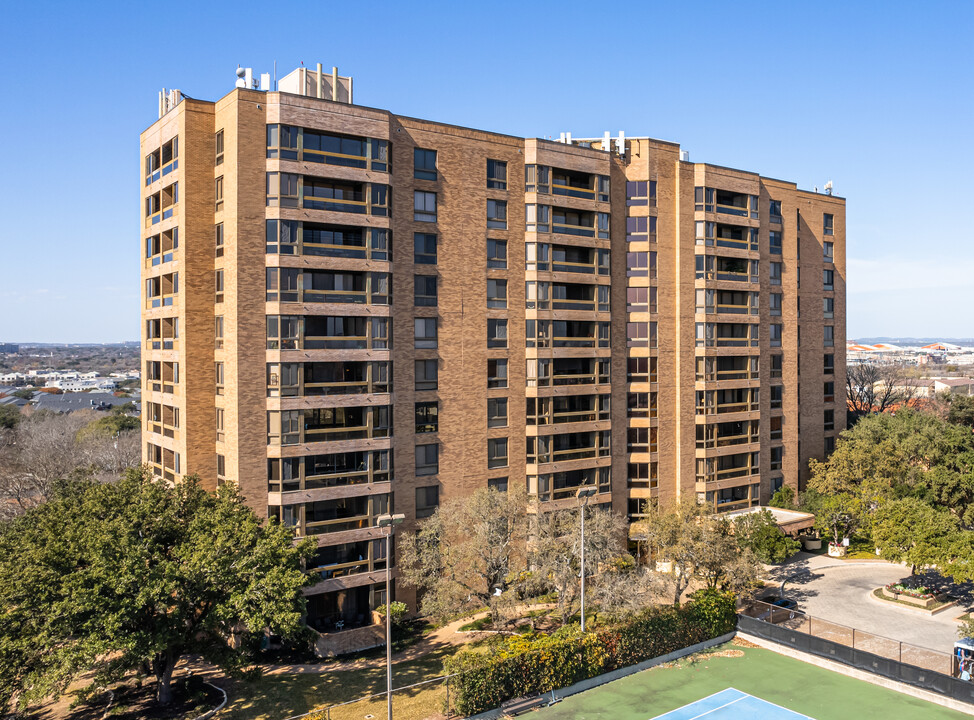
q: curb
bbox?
[192,682,227,720]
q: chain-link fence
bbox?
[739,598,974,703]
[282,674,457,720]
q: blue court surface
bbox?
[648,688,815,720]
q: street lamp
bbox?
[575,487,597,633]
[377,512,405,720]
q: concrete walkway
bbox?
[766,552,971,654]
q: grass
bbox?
[871,587,953,611]
[217,647,453,720]
[458,616,493,632]
[533,643,969,720]
[803,539,881,560]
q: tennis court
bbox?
[533,643,970,720]
[648,688,812,719]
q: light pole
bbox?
[377,512,405,720]
[575,487,597,632]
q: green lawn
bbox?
[534,644,970,720]
[217,648,451,720]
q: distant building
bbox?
[32,392,135,414]
[0,343,19,354]
[933,378,974,396]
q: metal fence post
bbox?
[852,628,856,649]
[899,642,902,664]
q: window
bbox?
[215,362,225,395]
[824,409,835,431]
[824,381,835,402]
[487,159,507,189]
[414,148,437,180]
[770,354,783,379]
[487,239,507,268]
[626,181,647,206]
[769,261,782,286]
[769,230,782,254]
[525,203,550,232]
[215,407,225,442]
[823,269,834,291]
[824,353,835,375]
[415,485,439,518]
[770,446,783,471]
[487,279,507,309]
[215,316,224,350]
[414,191,437,222]
[487,199,507,229]
[217,454,226,482]
[416,444,439,476]
[770,416,783,441]
[215,176,224,211]
[487,398,508,428]
[215,130,224,165]
[824,326,834,347]
[824,213,834,236]
[487,438,508,469]
[488,358,508,388]
[824,297,834,318]
[414,275,437,306]
[769,199,782,220]
[487,319,508,348]
[770,293,782,316]
[215,223,224,258]
[414,318,437,349]
[824,241,834,262]
[416,359,438,391]
[488,477,508,492]
[825,436,836,454]
[414,233,437,264]
[415,402,438,433]
[770,324,782,347]
[770,385,783,410]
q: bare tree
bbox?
[587,555,661,621]
[847,363,923,421]
[528,504,628,625]
[399,487,528,624]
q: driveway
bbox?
[764,552,971,654]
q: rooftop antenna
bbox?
[824,180,833,196]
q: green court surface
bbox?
[533,644,971,720]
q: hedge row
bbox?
[443,589,736,716]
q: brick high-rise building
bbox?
[140,65,845,653]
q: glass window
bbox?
[824,326,834,347]
[487,239,507,269]
[415,401,438,433]
[487,398,508,428]
[824,381,835,402]
[770,293,782,316]
[215,130,224,165]
[487,279,507,309]
[769,230,782,254]
[414,191,437,222]
[770,354,783,379]
[487,319,508,348]
[824,409,835,431]
[824,213,834,236]
[487,438,508,469]
[415,485,439,518]
[488,358,508,388]
[770,324,782,347]
[770,261,782,286]
[487,159,507,190]
[414,233,437,264]
[215,223,224,258]
[487,199,508,229]
[414,317,437,348]
[824,297,834,318]
[416,359,438,391]
[823,269,834,291]
[824,241,834,262]
[488,477,508,492]
[626,180,647,206]
[771,385,783,410]
[824,353,835,374]
[415,444,439,476]
[414,148,437,181]
[414,275,437,306]
[769,199,782,219]
[215,176,224,211]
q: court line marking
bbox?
[646,688,746,720]
[687,695,747,719]
[736,694,817,720]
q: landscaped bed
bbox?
[872,587,954,613]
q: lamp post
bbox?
[575,487,597,632]
[377,512,405,720]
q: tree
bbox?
[734,509,801,564]
[528,503,628,625]
[11,389,34,400]
[846,362,921,422]
[586,555,660,622]
[0,405,20,429]
[399,487,527,624]
[768,485,796,510]
[0,468,315,711]
[635,499,759,605]
[871,498,958,579]
[804,490,861,547]
[947,394,974,428]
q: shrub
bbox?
[375,600,409,626]
[444,593,735,715]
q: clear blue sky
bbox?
[1,0,971,342]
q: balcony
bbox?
[266,269,391,306]
[267,221,391,262]
[267,405,392,446]
[527,394,610,425]
[695,323,759,348]
[551,169,596,200]
[714,189,755,218]
[695,451,759,484]
[527,357,610,388]
[527,430,610,465]
[146,272,178,309]
[530,467,609,502]
[266,316,390,351]
[696,388,759,416]
[696,420,760,450]
[145,181,178,227]
[268,450,393,493]
[145,228,178,267]
[267,361,391,397]
[267,124,389,172]
[267,173,390,216]
[695,355,759,382]
[526,320,609,349]
[145,136,178,186]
